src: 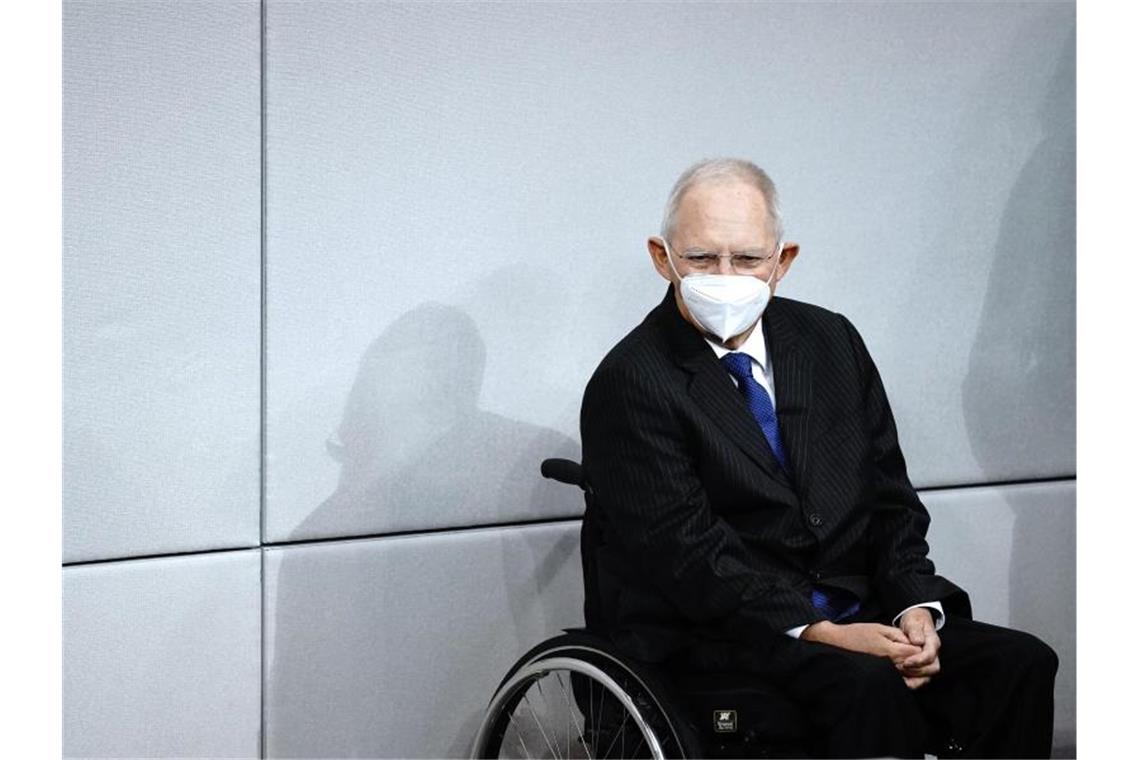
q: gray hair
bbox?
[660,158,784,243]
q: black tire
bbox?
[471,632,702,759]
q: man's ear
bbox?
[773,242,800,285]
[647,236,675,283]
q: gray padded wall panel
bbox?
[262,483,1074,758]
[63,0,261,561]
[264,522,584,758]
[63,550,261,758]
[264,0,1075,541]
[924,481,1076,756]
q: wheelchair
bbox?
[469,459,811,759]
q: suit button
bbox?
[808,513,823,527]
[810,571,822,581]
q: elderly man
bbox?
[579,158,1058,758]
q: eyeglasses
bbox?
[677,245,782,274]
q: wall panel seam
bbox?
[259,1,268,758]
[259,547,267,760]
[62,544,262,568]
[61,478,1076,567]
[919,474,1075,492]
[258,0,268,551]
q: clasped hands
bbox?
[801,607,941,689]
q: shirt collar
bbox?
[703,318,769,370]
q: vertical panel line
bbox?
[258,0,268,549]
[259,1,268,758]
[260,547,268,760]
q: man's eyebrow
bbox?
[681,246,768,255]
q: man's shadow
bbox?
[267,303,583,758]
[960,26,1075,760]
[962,32,1075,484]
[294,302,580,539]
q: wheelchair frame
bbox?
[470,459,813,759]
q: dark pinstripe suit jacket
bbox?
[579,287,970,663]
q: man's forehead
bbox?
[674,179,775,242]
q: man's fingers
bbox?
[900,657,941,678]
[902,636,940,668]
[924,633,941,661]
[886,641,923,664]
[900,653,933,670]
[903,664,940,678]
[880,625,912,644]
[901,621,925,646]
[903,674,931,690]
[901,649,937,669]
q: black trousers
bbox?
[669,615,1059,758]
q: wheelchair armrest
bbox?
[540,458,585,489]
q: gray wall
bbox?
[64,1,1075,757]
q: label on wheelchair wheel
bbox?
[713,709,738,733]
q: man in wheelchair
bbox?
[577,159,1058,758]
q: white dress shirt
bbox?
[703,320,944,639]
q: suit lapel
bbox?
[656,288,793,487]
[763,300,814,491]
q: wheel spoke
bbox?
[588,678,595,757]
[556,671,592,760]
[506,707,535,759]
[562,674,569,759]
[601,710,630,759]
[597,686,606,754]
[629,731,646,759]
[534,678,562,759]
[523,687,559,759]
[556,674,592,756]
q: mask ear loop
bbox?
[765,241,784,286]
[660,238,684,281]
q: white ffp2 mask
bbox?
[664,241,780,343]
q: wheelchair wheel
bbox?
[471,633,700,759]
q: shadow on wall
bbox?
[295,301,580,539]
[962,31,1075,482]
[268,303,584,758]
[961,26,1075,760]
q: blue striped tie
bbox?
[810,587,861,622]
[720,352,788,472]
